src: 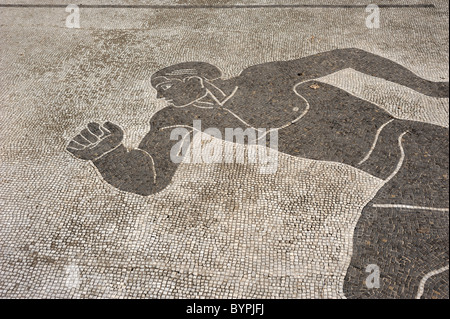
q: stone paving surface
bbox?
[0,0,448,299]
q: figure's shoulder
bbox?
[148,105,208,130]
[238,60,290,81]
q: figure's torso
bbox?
[277,81,395,169]
[143,80,396,176]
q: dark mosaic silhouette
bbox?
[66,48,449,298]
[419,270,449,299]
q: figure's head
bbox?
[151,62,222,107]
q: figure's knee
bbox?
[376,121,450,207]
[344,204,449,299]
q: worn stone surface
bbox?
[0,0,448,299]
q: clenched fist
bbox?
[67,122,123,161]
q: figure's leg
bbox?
[416,269,449,299]
[344,121,449,298]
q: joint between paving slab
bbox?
[0,3,437,9]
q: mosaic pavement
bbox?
[0,0,448,299]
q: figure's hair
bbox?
[151,62,222,87]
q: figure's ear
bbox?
[184,76,205,88]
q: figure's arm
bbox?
[288,48,448,97]
[67,121,186,196]
[91,144,160,196]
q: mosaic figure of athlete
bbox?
[67,48,449,298]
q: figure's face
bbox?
[154,77,207,107]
